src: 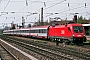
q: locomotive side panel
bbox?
[48,26,72,39]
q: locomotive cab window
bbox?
[73,26,83,33]
[68,27,71,31]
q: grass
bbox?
[0,30,3,34]
[85,40,90,44]
[35,40,48,44]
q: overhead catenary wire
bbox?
[45,3,90,19]
[5,0,66,20]
[23,0,67,21]
[2,0,10,12]
[1,0,90,26]
[44,0,66,10]
[14,1,90,24]
[60,3,90,18]
[44,2,86,18]
[12,0,44,22]
[31,0,67,13]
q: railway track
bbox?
[0,35,90,60]
[0,35,72,60]
[0,43,18,60]
[12,38,90,60]
[82,43,90,49]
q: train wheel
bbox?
[59,39,63,43]
[50,38,55,42]
[64,40,70,45]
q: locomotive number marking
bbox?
[61,30,65,34]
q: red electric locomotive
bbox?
[48,23,86,44]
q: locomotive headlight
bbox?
[72,34,75,36]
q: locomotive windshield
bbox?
[73,26,83,33]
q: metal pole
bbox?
[41,7,43,26]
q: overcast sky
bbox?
[0,0,90,28]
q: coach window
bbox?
[41,29,43,33]
[18,30,19,33]
[24,30,25,33]
[42,29,44,33]
[45,29,47,33]
[35,30,37,33]
[20,30,21,33]
[27,30,29,33]
[14,31,15,33]
[23,30,26,33]
[23,30,25,33]
[25,30,26,33]
[21,30,22,33]
[33,30,34,33]
[30,30,32,33]
[32,30,34,33]
[39,29,40,33]
[26,30,28,33]
[22,30,23,33]
[31,30,33,33]
[22,30,25,33]
[29,30,31,33]
[23,30,24,33]
[25,30,27,33]
[35,30,36,33]
[20,30,22,33]
[42,29,43,33]
[36,30,38,33]
[19,30,20,33]
[17,31,19,33]
[15,31,17,33]
[27,30,28,33]
[17,31,18,33]
[33,30,35,33]
[26,30,27,33]
[38,30,40,33]
[37,30,39,33]
[43,29,45,33]
[28,30,30,33]
[28,30,29,33]
[34,30,35,33]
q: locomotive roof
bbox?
[68,23,83,26]
[53,23,83,28]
